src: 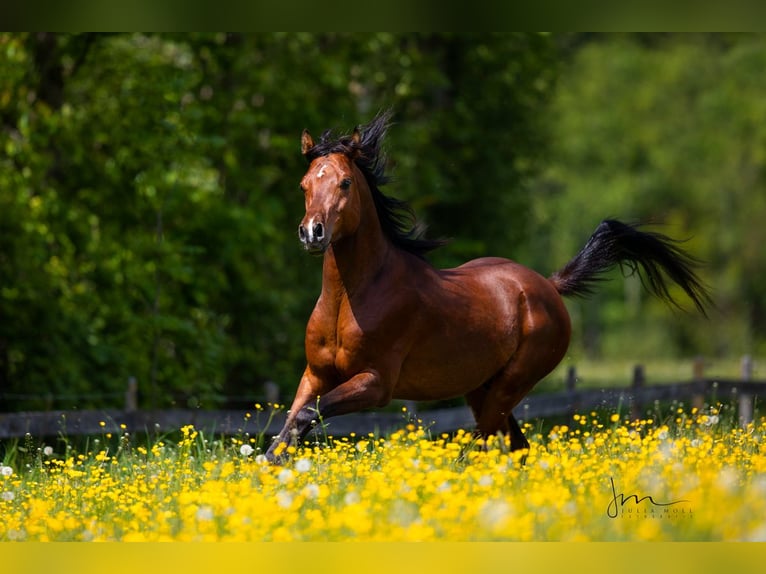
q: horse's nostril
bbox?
[298,225,307,242]
[313,222,324,240]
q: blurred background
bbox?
[1,33,764,412]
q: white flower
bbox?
[7,529,25,541]
[754,475,766,495]
[294,458,312,473]
[344,491,360,505]
[702,414,720,427]
[278,468,294,484]
[0,466,13,477]
[302,483,320,499]
[255,454,268,464]
[477,475,493,487]
[718,468,739,493]
[195,506,214,521]
[1,491,15,502]
[478,499,511,531]
[276,492,293,509]
[239,444,254,457]
[43,446,54,457]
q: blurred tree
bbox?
[0,33,557,410]
[526,34,766,360]
[4,32,763,410]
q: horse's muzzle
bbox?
[298,221,329,254]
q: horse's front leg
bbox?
[264,369,389,463]
[263,367,323,463]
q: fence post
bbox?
[264,381,280,406]
[566,366,577,392]
[565,366,579,415]
[630,364,645,420]
[125,377,138,412]
[691,356,705,412]
[739,355,754,426]
[741,355,753,380]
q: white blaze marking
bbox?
[306,217,315,241]
[316,164,327,179]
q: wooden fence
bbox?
[0,358,763,439]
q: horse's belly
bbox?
[392,332,511,401]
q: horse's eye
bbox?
[340,178,352,190]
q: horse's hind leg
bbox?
[472,339,564,453]
[466,380,528,452]
[506,412,530,451]
[465,385,490,429]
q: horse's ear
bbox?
[349,126,362,158]
[301,129,314,156]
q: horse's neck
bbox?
[322,231,392,298]
[322,196,392,298]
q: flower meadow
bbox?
[1,405,765,542]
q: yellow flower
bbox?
[2,409,764,542]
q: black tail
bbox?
[549,220,711,316]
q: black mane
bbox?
[303,110,446,258]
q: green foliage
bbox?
[0,33,556,410]
[2,33,762,411]
[526,34,766,361]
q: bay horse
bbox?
[264,111,710,463]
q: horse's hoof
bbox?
[263,450,289,466]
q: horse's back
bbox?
[450,257,564,306]
[457,256,568,327]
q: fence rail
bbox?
[1,360,763,439]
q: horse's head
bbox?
[297,128,364,254]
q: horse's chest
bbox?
[306,302,368,379]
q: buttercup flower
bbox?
[0,407,763,542]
